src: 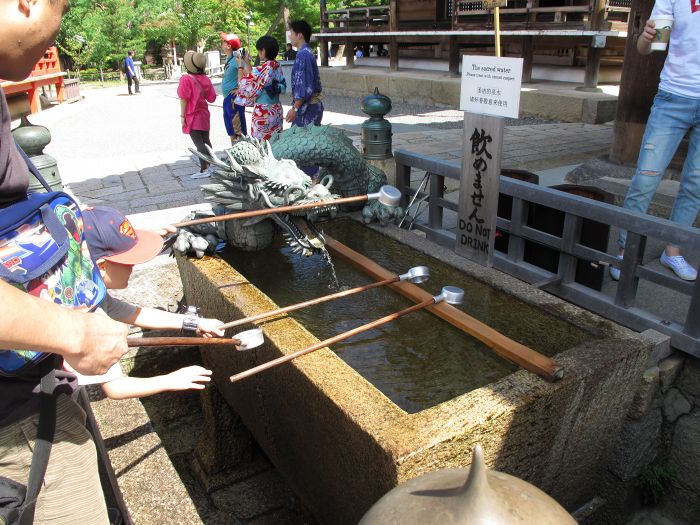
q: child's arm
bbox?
[101,365,212,400]
[122,307,225,337]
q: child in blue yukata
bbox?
[71,206,225,399]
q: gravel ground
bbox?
[321,93,560,129]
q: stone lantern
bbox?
[360,87,396,185]
[12,115,63,193]
[361,87,392,160]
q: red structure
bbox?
[0,47,66,114]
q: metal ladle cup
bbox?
[399,266,429,284]
[233,328,264,350]
[434,286,464,305]
[367,185,401,207]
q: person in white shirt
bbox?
[612,0,700,282]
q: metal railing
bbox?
[395,149,700,357]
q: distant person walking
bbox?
[220,32,247,145]
[285,20,323,128]
[124,50,140,95]
[178,51,217,179]
[235,36,286,140]
[283,43,297,61]
[610,0,700,282]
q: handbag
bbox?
[0,147,106,377]
[0,146,105,523]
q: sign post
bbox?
[483,0,508,57]
[456,55,523,266]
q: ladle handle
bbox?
[230,297,435,383]
[218,275,400,330]
[128,337,240,347]
[174,194,370,228]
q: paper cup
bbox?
[651,17,674,51]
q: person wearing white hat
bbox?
[178,51,217,179]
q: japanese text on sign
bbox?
[460,56,523,118]
[458,128,493,254]
[482,0,508,8]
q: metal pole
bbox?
[219,275,402,330]
[127,336,241,347]
[174,194,371,228]
[494,7,501,57]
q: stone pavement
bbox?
[28,83,611,217]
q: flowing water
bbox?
[221,219,592,413]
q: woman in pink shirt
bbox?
[178,51,217,179]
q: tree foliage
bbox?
[57,0,379,70]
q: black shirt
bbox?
[0,90,29,203]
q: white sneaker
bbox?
[190,169,211,179]
[660,252,697,281]
[609,255,622,281]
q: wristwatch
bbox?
[181,305,200,333]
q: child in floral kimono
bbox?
[235,36,287,140]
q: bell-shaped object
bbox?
[12,116,62,193]
[360,87,393,160]
[359,445,576,524]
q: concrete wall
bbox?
[176,220,653,524]
[590,338,700,525]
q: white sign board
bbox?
[459,55,524,119]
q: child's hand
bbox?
[196,318,226,338]
[163,366,212,391]
[148,224,177,237]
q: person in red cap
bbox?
[82,206,224,335]
[77,206,225,397]
[220,32,248,144]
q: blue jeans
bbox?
[619,89,700,248]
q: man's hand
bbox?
[0,281,129,376]
[641,19,657,44]
[197,317,226,338]
[162,366,212,391]
[637,19,656,55]
[64,314,130,375]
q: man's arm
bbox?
[637,19,656,55]
[0,280,129,375]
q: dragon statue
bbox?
[175,125,403,257]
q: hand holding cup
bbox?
[650,16,673,51]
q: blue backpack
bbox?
[0,147,106,377]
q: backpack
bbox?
[0,146,106,525]
[122,58,128,74]
[0,147,106,377]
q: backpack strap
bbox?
[15,144,52,193]
[18,355,58,525]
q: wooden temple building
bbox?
[316,0,631,88]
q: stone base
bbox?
[176,223,653,525]
[321,68,617,123]
[366,156,396,187]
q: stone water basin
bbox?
[176,217,651,524]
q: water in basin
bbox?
[220,219,591,413]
